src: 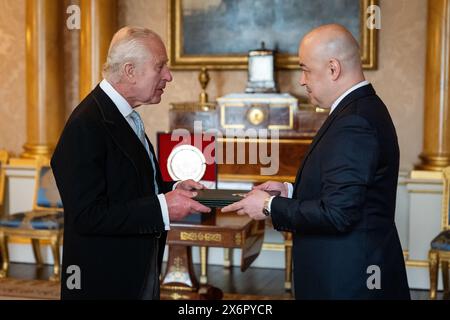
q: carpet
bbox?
[0,278,60,300]
[0,278,292,300]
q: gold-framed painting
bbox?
[168,0,378,70]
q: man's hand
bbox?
[221,189,270,220]
[165,189,211,221]
[176,179,207,191]
[253,181,288,198]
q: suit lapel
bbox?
[293,84,376,192]
[91,85,156,195]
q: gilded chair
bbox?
[429,166,450,299]
[0,157,63,281]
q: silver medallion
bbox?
[167,145,206,181]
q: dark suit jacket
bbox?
[271,84,410,299]
[51,85,175,299]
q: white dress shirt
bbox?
[99,79,171,230]
[268,80,370,212]
[329,80,369,115]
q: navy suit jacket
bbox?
[51,85,174,299]
[271,84,410,299]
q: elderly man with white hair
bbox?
[51,26,210,300]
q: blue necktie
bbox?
[129,111,159,194]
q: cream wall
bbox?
[0,0,26,157]
[366,0,427,171]
[0,0,427,171]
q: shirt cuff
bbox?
[284,182,293,199]
[267,195,276,213]
[157,194,170,231]
[172,181,181,190]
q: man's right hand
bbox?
[253,181,288,198]
[165,189,211,221]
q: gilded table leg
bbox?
[442,259,449,299]
[160,245,223,300]
[223,248,232,268]
[200,246,208,285]
[429,249,439,299]
[161,245,199,290]
[283,232,293,291]
[49,235,60,281]
[31,239,43,267]
[0,231,9,278]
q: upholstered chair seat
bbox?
[0,211,64,230]
[431,230,450,251]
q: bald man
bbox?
[52,26,210,299]
[223,24,410,299]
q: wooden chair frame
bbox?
[429,167,450,299]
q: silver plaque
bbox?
[167,145,206,182]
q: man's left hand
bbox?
[176,179,207,191]
[221,189,270,220]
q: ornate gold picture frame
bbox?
[168,0,378,70]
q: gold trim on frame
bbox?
[168,0,378,70]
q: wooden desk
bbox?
[160,210,265,300]
[217,137,312,183]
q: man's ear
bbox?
[123,63,136,83]
[329,59,341,81]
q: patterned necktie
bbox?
[129,111,159,194]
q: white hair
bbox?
[102,26,161,84]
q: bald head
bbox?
[298,24,365,108]
[301,24,362,72]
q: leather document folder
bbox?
[194,189,281,208]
